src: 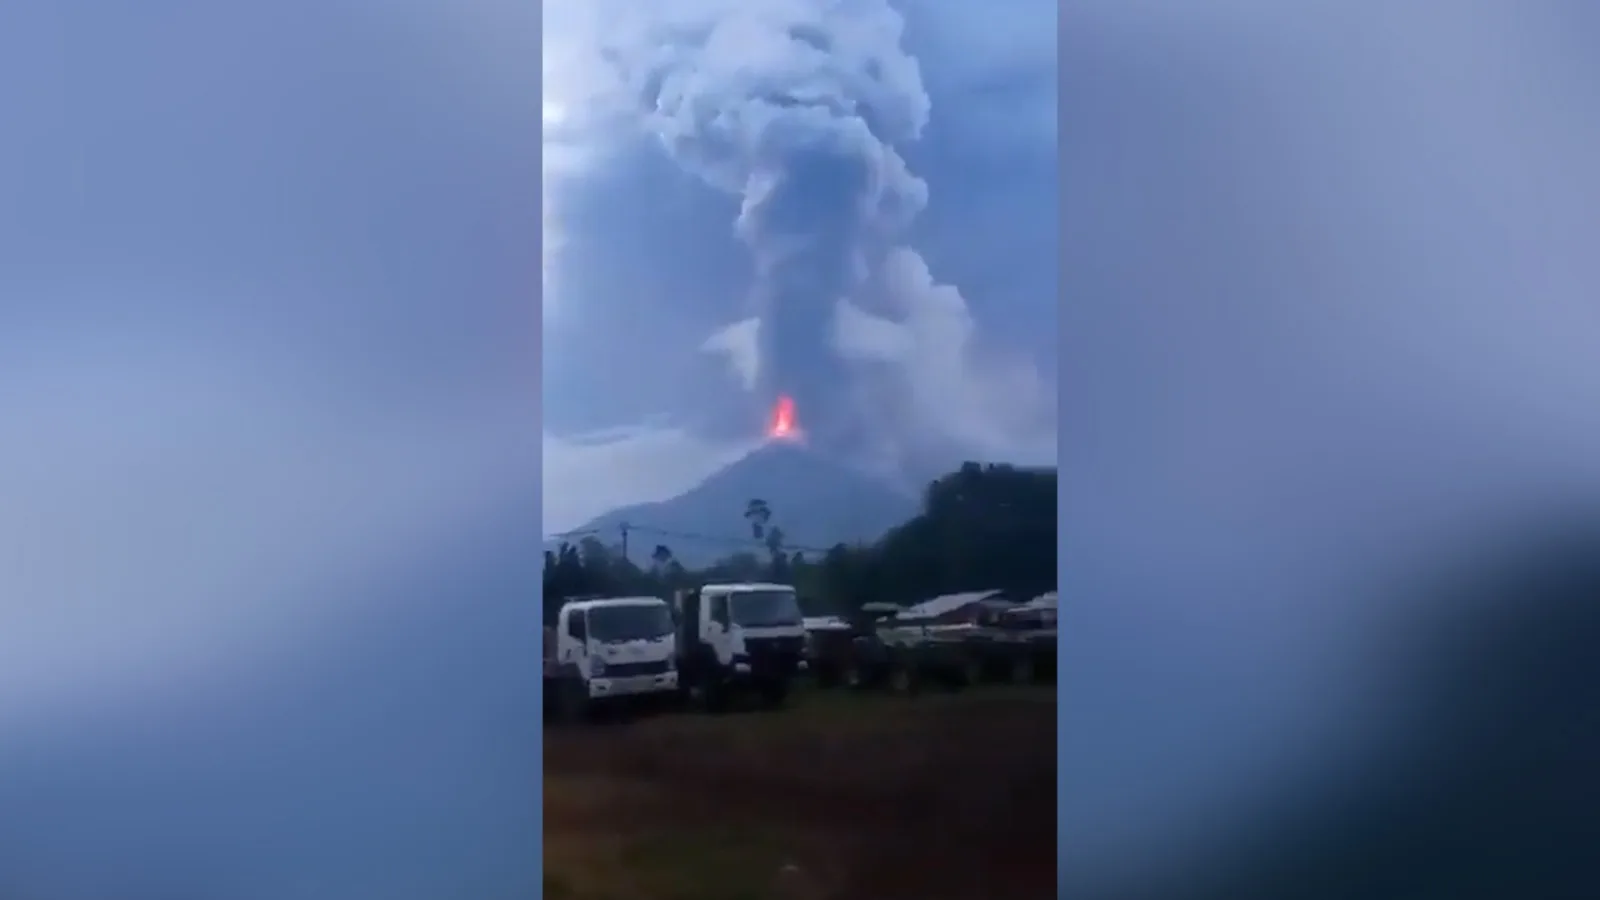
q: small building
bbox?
[900,589,1011,625]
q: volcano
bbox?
[547,444,918,567]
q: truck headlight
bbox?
[590,659,607,675]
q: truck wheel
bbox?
[555,680,588,724]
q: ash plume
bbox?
[615,0,932,452]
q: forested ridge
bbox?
[542,461,1057,623]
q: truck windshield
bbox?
[728,589,803,628]
[587,603,674,642]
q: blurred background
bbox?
[1060,0,1600,896]
[1,2,543,897]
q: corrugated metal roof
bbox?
[902,589,1005,618]
[803,615,851,631]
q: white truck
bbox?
[672,582,808,709]
[543,596,679,721]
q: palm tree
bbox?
[744,498,772,541]
[765,526,788,580]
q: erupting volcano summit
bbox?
[767,395,801,443]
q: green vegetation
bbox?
[542,462,1057,622]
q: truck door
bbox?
[706,591,734,665]
[562,607,588,672]
[678,590,700,653]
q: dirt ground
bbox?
[543,687,1057,900]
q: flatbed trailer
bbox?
[960,603,1057,684]
[808,604,978,693]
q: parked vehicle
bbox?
[673,582,808,710]
[808,602,980,693]
[964,601,1058,684]
[544,596,679,721]
[817,590,1060,690]
[806,602,896,690]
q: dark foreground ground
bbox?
[544,687,1057,900]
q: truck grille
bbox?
[745,636,805,674]
[601,659,671,678]
[748,636,804,656]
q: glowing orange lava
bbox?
[768,395,799,441]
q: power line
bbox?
[630,523,840,555]
[544,522,847,558]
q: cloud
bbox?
[539,0,1058,521]
[699,316,762,389]
[835,247,1056,464]
[540,0,648,320]
[541,1,768,515]
[543,425,760,534]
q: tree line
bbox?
[542,461,1057,623]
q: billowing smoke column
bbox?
[628,1,931,450]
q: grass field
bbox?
[544,686,1057,900]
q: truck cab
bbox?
[673,582,807,707]
[544,596,679,720]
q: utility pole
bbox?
[619,522,630,562]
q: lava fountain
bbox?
[767,395,802,443]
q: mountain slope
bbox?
[550,444,918,566]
